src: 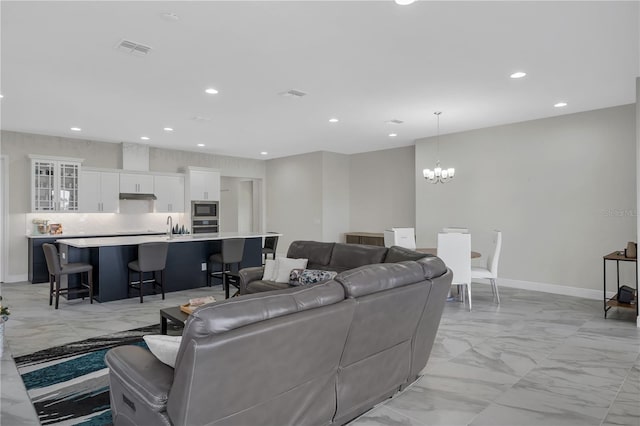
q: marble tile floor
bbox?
[1,282,639,426]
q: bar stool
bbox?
[43,243,94,310]
[262,233,279,265]
[208,238,245,298]
[128,242,169,303]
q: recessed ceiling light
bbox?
[197,143,205,147]
[554,102,568,108]
[0,94,4,98]
[389,133,398,137]
[510,71,527,79]
[70,127,82,132]
[163,127,174,132]
[329,118,339,123]
[260,151,268,156]
[140,136,150,141]
[205,88,219,95]
[395,0,416,5]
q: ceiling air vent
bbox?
[386,119,404,125]
[116,39,152,56]
[279,89,307,98]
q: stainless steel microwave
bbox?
[191,201,218,218]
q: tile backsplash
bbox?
[26,202,187,236]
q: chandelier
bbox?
[423,111,455,184]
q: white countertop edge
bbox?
[56,232,282,248]
[27,230,165,239]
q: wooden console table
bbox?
[603,251,638,318]
[345,232,384,247]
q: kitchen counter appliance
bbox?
[191,201,219,234]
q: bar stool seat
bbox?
[43,243,94,309]
[208,238,245,298]
[128,242,169,303]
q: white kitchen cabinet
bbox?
[79,171,119,213]
[120,173,154,194]
[154,175,185,212]
[30,156,82,212]
[190,169,220,201]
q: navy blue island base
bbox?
[57,234,267,303]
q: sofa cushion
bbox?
[329,243,387,271]
[185,280,346,337]
[273,258,309,283]
[384,246,430,263]
[290,269,338,286]
[416,256,448,279]
[336,262,425,298]
[287,241,335,266]
[143,335,182,368]
[262,259,277,281]
[246,280,290,293]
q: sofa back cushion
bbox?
[332,262,431,423]
[329,243,387,271]
[182,280,345,339]
[168,283,355,426]
[287,240,335,269]
[384,245,430,263]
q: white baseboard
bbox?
[496,278,616,301]
[4,273,28,283]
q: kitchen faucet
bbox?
[167,216,173,239]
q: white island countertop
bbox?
[27,230,165,239]
[56,232,281,248]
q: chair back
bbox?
[487,230,502,276]
[264,234,278,251]
[42,243,62,275]
[222,238,246,264]
[384,228,416,250]
[437,232,471,285]
[137,242,169,272]
[442,227,469,233]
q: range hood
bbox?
[119,193,157,201]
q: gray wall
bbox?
[321,152,350,243]
[266,152,324,253]
[349,146,415,232]
[415,104,636,292]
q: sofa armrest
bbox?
[105,345,174,412]
[239,266,265,294]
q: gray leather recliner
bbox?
[105,255,452,426]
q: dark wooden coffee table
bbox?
[160,306,189,334]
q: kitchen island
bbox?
[56,232,279,302]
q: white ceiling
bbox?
[1,1,638,160]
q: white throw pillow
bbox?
[274,258,308,283]
[262,259,277,281]
[143,335,182,368]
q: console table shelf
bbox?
[603,251,638,318]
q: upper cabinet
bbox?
[79,170,119,213]
[30,156,83,212]
[120,173,154,194]
[189,169,220,201]
[154,175,185,212]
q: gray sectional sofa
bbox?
[240,240,431,294]
[105,252,452,426]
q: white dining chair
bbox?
[383,228,416,250]
[471,230,502,305]
[437,232,472,310]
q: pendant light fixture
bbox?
[423,111,455,184]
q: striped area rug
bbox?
[14,325,162,426]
